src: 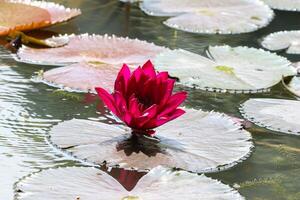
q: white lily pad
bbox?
[261,31,300,54]
[283,76,300,97]
[16,34,167,66]
[0,0,81,36]
[140,0,274,34]
[240,98,300,135]
[49,108,253,173]
[36,62,119,93]
[261,0,300,11]
[154,46,296,93]
[16,166,245,200]
[293,62,300,73]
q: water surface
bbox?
[0,0,300,199]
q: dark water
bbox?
[0,0,300,199]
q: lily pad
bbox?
[16,34,167,66]
[293,62,300,73]
[154,46,296,93]
[15,166,245,200]
[49,108,253,173]
[0,0,81,36]
[140,0,274,34]
[261,0,300,11]
[261,31,300,54]
[240,98,300,135]
[36,62,119,93]
[283,76,300,97]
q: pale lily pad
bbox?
[43,34,70,47]
[16,34,167,66]
[49,108,253,173]
[293,62,300,73]
[261,31,300,54]
[36,62,119,93]
[140,0,274,34]
[283,76,300,97]
[240,98,300,135]
[261,0,300,11]
[16,166,244,200]
[0,0,81,36]
[154,46,296,93]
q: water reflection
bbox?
[116,134,166,157]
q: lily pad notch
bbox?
[15,166,245,200]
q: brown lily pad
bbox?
[0,0,81,36]
[16,34,167,66]
[36,62,120,92]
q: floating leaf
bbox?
[283,76,300,97]
[154,46,296,93]
[15,166,245,200]
[49,108,253,173]
[261,0,300,11]
[240,98,300,135]
[261,31,300,54]
[37,62,119,93]
[16,34,167,66]
[0,0,81,36]
[140,0,274,34]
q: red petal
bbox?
[95,87,118,115]
[158,91,187,117]
[114,64,131,95]
[142,104,158,119]
[128,95,142,117]
[132,67,143,82]
[157,71,168,80]
[160,79,176,107]
[144,108,186,129]
[124,112,133,126]
[156,108,186,127]
[132,104,159,128]
[142,60,156,78]
[112,91,128,118]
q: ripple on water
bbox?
[0,57,73,200]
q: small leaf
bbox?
[240,98,300,135]
[262,31,300,54]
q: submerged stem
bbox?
[7,31,68,48]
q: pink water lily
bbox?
[95,60,187,136]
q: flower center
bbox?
[135,96,154,111]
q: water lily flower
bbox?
[95,60,187,136]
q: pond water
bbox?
[0,0,300,199]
